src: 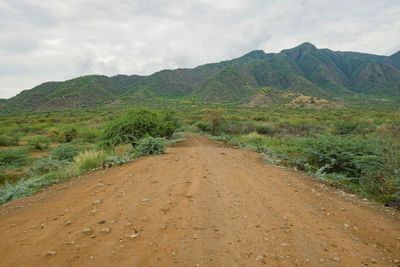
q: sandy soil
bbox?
[0,134,399,266]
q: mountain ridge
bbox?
[1,42,399,113]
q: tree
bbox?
[204,109,224,135]
[97,108,176,150]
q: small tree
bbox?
[97,108,176,150]
[204,109,224,135]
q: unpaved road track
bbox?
[0,134,399,266]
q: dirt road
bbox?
[0,134,399,266]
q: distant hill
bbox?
[1,42,399,113]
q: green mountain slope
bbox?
[1,42,399,113]
[387,51,400,69]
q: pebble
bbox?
[281,243,290,247]
[332,257,340,262]
[66,241,75,245]
[90,256,94,259]
[98,219,106,224]
[321,242,329,247]
[100,228,111,233]
[128,234,139,239]
[161,225,167,229]
[193,234,198,240]
[344,224,349,228]
[65,220,71,225]
[97,183,104,187]
[82,228,92,234]
[142,198,149,202]
[91,209,98,215]
[256,255,266,264]
[93,200,101,205]
[47,250,56,256]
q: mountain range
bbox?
[1,42,400,113]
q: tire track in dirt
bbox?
[0,134,399,266]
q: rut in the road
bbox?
[0,134,399,267]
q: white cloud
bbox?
[0,0,399,98]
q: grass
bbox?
[72,150,107,172]
[0,105,398,206]
[0,149,29,166]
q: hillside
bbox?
[1,42,400,113]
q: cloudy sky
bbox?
[1,0,399,98]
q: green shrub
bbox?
[62,128,78,142]
[28,136,51,150]
[204,109,224,135]
[302,135,383,178]
[0,180,35,205]
[0,171,68,205]
[195,121,212,133]
[136,137,166,156]
[277,122,317,136]
[72,150,107,172]
[256,125,274,135]
[8,133,23,146]
[0,149,28,166]
[219,121,256,135]
[253,115,268,121]
[49,145,81,162]
[30,158,66,175]
[0,135,13,146]
[333,121,375,135]
[98,108,176,150]
[77,128,98,143]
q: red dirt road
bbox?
[0,134,399,266]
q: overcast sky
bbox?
[1,0,399,98]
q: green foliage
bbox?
[28,136,51,150]
[204,109,224,135]
[256,125,273,135]
[252,115,268,121]
[77,128,98,143]
[30,158,66,175]
[302,136,383,178]
[98,108,176,150]
[0,149,28,166]
[135,137,166,156]
[62,128,78,142]
[0,135,14,146]
[333,120,376,135]
[72,150,107,172]
[49,145,81,161]
[195,121,212,133]
[8,132,23,146]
